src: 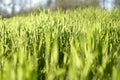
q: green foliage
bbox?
[0,8,120,80]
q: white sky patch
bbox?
[6,7,12,14]
[99,0,115,10]
[15,5,21,13]
[2,0,11,4]
[39,0,47,6]
[25,4,31,9]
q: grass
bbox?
[0,8,120,80]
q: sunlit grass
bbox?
[0,8,120,80]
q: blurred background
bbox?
[0,0,120,17]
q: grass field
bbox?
[0,8,120,80]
